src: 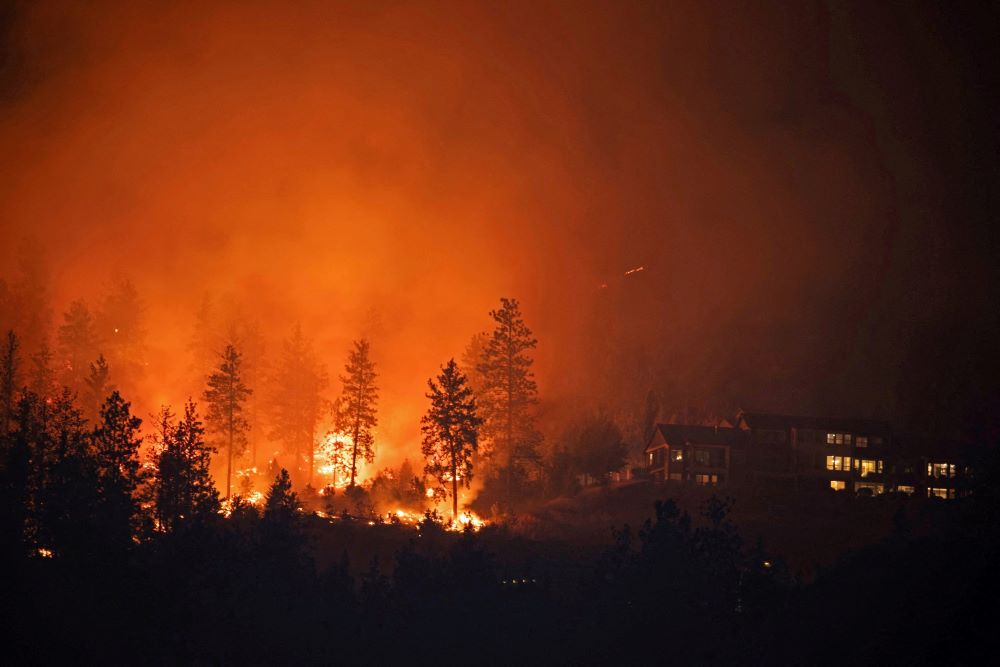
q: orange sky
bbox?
[2,1,998,457]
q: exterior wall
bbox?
[645,416,968,499]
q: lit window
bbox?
[694,473,718,486]
[826,432,852,445]
[855,436,868,448]
[857,459,882,478]
[928,487,955,500]
[897,485,915,495]
[826,455,852,471]
[829,480,846,491]
[855,482,884,495]
[671,450,683,462]
[928,463,956,479]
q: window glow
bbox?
[826,455,851,471]
[928,462,956,479]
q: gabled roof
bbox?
[646,423,742,452]
[735,410,892,437]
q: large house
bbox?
[644,410,970,498]
[645,424,742,485]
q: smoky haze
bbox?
[1,0,997,468]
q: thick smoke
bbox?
[1,0,997,467]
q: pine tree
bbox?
[92,391,144,547]
[421,359,481,521]
[57,300,99,394]
[28,340,56,400]
[96,277,146,394]
[0,330,19,434]
[338,339,379,488]
[204,344,252,499]
[476,298,542,505]
[29,388,100,558]
[82,354,114,422]
[268,324,328,485]
[152,401,220,532]
[319,417,353,488]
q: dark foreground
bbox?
[4,473,998,667]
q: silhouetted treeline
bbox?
[1,344,996,664]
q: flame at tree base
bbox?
[312,507,487,532]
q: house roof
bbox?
[646,423,742,452]
[736,411,892,437]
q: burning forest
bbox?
[2,1,999,664]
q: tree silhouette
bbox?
[96,277,146,395]
[82,354,114,422]
[259,468,307,567]
[338,339,378,488]
[152,401,220,532]
[28,340,56,400]
[92,390,144,548]
[204,344,252,498]
[574,413,628,485]
[476,298,541,505]
[56,300,99,394]
[30,389,100,558]
[268,325,328,485]
[0,330,19,434]
[421,359,481,521]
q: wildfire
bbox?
[309,506,487,532]
[219,490,265,517]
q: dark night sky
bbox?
[1,1,997,449]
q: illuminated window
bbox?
[694,473,719,486]
[928,487,955,500]
[855,459,883,477]
[829,480,846,491]
[671,450,683,462]
[897,485,915,495]
[855,482,884,495]
[855,436,868,448]
[826,432,852,445]
[647,452,654,466]
[669,473,682,481]
[825,455,852,471]
[927,463,956,479]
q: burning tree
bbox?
[204,343,253,499]
[421,359,481,522]
[317,425,353,488]
[268,324,328,486]
[476,298,542,505]
[337,339,378,488]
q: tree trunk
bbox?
[350,419,359,488]
[506,341,514,509]
[451,444,458,522]
[226,407,233,499]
